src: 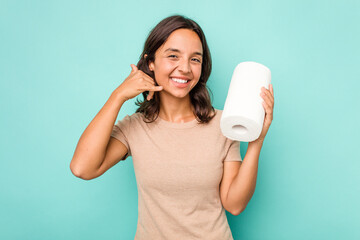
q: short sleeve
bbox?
[110,115,132,160]
[224,139,242,162]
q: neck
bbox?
[158,92,195,123]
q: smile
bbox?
[170,77,191,88]
[170,77,189,83]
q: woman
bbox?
[70,15,274,239]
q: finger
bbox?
[262,101,268,112]
[262,101,273,116]
[143,75,163,91]
[263,95,273,110]
[154,85,163,91]
[263,86,274,100]
[137,71,156,85]
[147,91,154,101]
[141,75,162,89]
[270,84,274,96]
[140,74,160,89]
[142,73,157,84]
[147,86,163,101]
[130,64,138,72]
[265,90,274,106]
[261,89,274,106]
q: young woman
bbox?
[70,15,274,239]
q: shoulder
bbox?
[115,112,142,127]
[119,112,143,126]
[212,108,232,142]
[202,108,224,131]
[119,112,143,121]
[214,108,223,116]
[123,112,150,128]
[211,108,224,123]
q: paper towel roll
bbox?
[220,61,271,142]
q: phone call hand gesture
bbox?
[117,64,163,102]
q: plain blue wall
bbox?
[1,0,359,239]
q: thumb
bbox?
[130,64,138,72]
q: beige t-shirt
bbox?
[111,108,242,240]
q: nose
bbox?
[178,58,191,73]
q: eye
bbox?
[192,58,201,63]
[168,55,178,58]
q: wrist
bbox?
[112,88,128,103]
[250,138,264,146]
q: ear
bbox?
[148,61,154,72]
[144,54,154,71]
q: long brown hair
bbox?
[135,15,216,124]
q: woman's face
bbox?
[149,28,203,99]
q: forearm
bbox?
[226,139,263,214]
[70,88,126,177]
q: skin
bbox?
[222,85,274,215]
[148,28,203,123]
[145,28,275,215]
[257,84,274,141]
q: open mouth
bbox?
[170,77,190,84]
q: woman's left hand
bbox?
[256,83,274,142]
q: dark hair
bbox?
[135,15,216,124]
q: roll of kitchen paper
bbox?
[220,61,271,142]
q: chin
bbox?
[161,89,190,99]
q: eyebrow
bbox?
[164,48,203,57]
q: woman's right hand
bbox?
[116,64,163,102]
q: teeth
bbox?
[171,78,188,83]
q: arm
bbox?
[225,139,263,215]
[69,88,127,180]
[70,64,163,180]
[226,84,274,214]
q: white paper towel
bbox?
[220,61,271,142]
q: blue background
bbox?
[1,0,359,239]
